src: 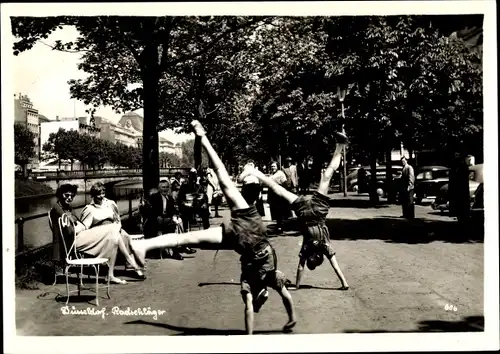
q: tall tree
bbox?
[11,16,269,194]
[14,123,36,177]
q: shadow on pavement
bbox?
[198,282,238,287]
[292,284,348,291]
[328,198,390,209]
[125,319,286,335]
[325,217,483,244]
[344,315,484,333]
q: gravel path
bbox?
[15,193,484,336]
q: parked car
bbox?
[346,167,362,191]
[432,164,483,214]
[356,165,403,198]
[414,166,450,204]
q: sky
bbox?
[12,26,191,143]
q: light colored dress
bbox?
[75,198,125,259]
[206,168,220,204]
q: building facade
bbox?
[14,94,40,167]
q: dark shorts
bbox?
[299,231,336,261]
[292,192,335,259]
[292,191,331,222]
[220,206,267,250]
[240,244,287,297]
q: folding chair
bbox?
[58,213,111,306]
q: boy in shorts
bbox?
[130,120,296,335]
[238,132,350,290]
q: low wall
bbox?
[40,176,128,192]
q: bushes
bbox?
[15,179,54,198]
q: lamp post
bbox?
[337,86,348,197]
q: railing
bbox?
[15,191,142,256]
[28,167,191,180]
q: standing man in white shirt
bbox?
[400,157,415,219]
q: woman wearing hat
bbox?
[50,184,145,285]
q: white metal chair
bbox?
[58,213,111,306]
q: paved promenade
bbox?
[15,193,484,336]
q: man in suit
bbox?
[146,179,195,259]
[283,157,299,193]
[178,168,211,231]
[400,157,415,219]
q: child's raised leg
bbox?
[130,227,224,266]
[239,166,299,205]
[191,120,248,211]
[328,255,349,290]
[317,146,344,196]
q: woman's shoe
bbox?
[130,269,147,280]
[108,277,128,285]
[181,246,197,254]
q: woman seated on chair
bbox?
[49,183,145,285]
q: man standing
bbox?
[178,168,211,231]
[400,157,415,219]
[282,157,299,193]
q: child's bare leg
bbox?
[328,255,349,289]
[276,286,297,331]
[191,120,248,210]
[130,227,224,266]
[295,258,306,289]
[317,143,344,196]
[240,167,298,205]
[243,293,255,335]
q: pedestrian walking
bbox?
[400,156,415,219]
[238,132,350,291]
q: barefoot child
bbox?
[131,120,296,334]
[238,132,350,290]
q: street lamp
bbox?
[337,86,348,197]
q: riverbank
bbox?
[15,179,54,198]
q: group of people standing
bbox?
[49,120,350,335]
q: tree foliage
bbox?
[12,16,269,193]
[42,129,144,170]
[12,15,483,191]
[14,123,36,175]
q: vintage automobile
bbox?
[414,166,450,204]
[346,166,362,191]
[432,164,483,214]
[355,165,403,198]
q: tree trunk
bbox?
[369,151,379,204]
[194,137,202,171]
[22,163,28,179]
[141,45,161,196]
[386,149,395,203]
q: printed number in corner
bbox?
[444,303,458,312]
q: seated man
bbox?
[178,168,210,231]
[170,172,185,202]
[145,179,192,259]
